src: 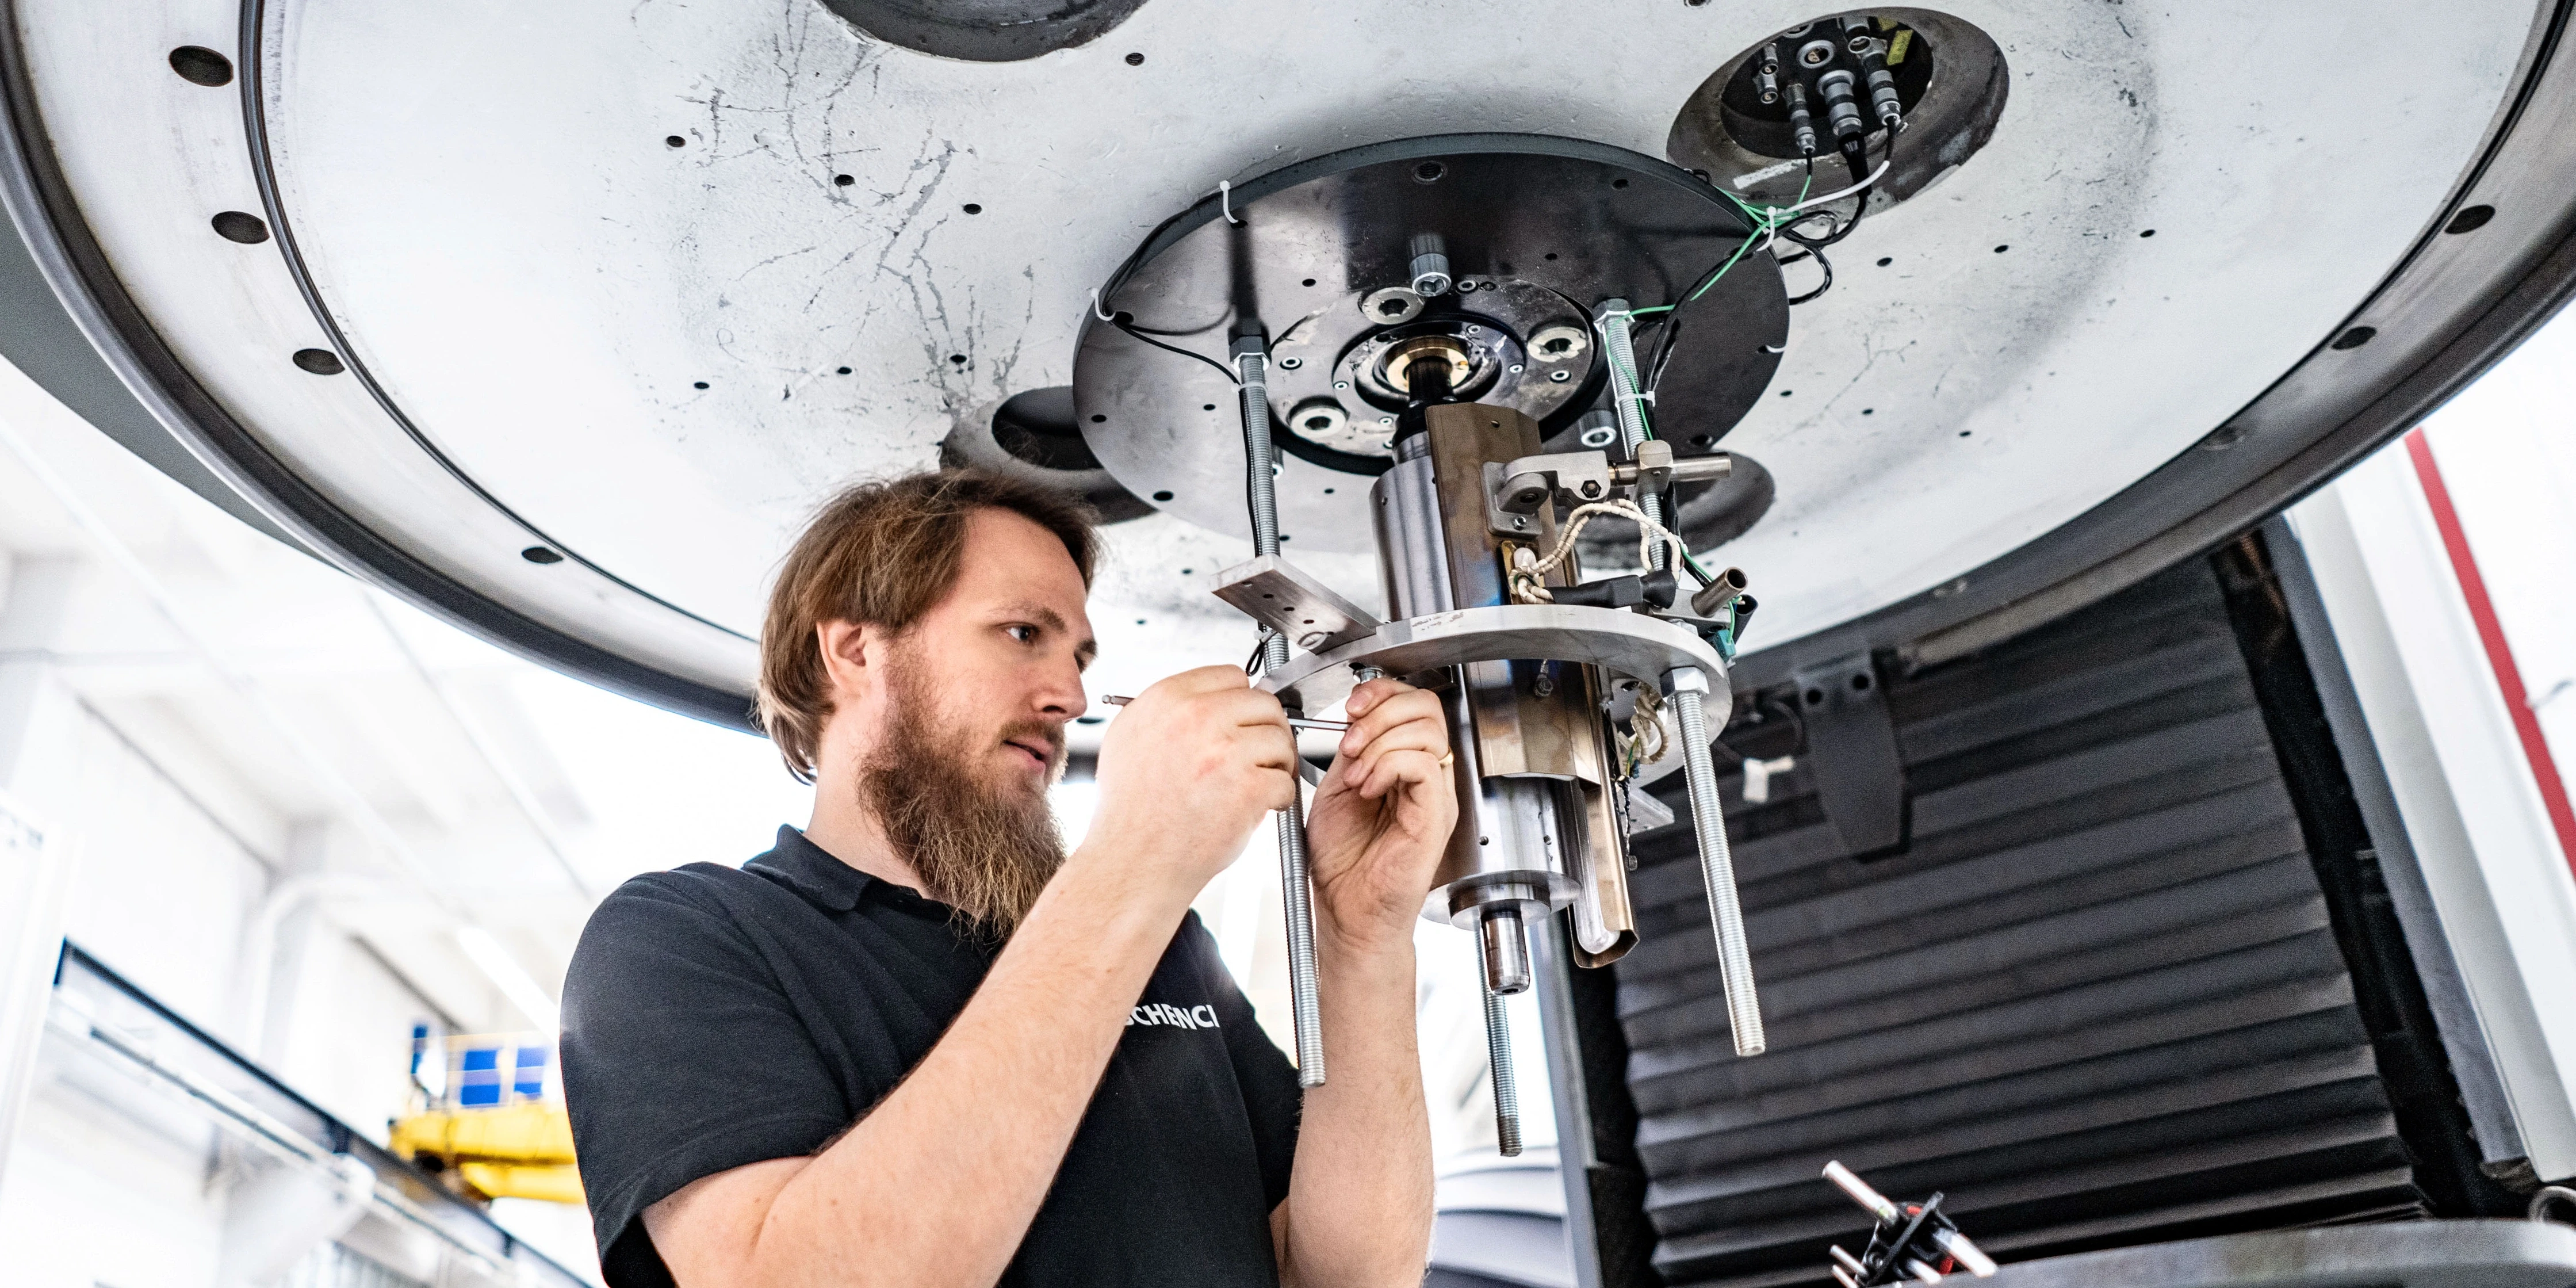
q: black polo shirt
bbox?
[560,827,1302,1288]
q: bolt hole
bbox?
[1152,490,1173,501]
[949,354,968,365]
[1413,160,1445,184]
[1611,177,1630,189]
[834,174,855,187]
[1090,414,1107,423]
[522,546,564,565]
[1993,244,2009,254]
[1850,672,1871,691]
[693,381,709,389]
[1378,299,1408,316]
[836,366,852,374]
[1302,277,1317,286]
[167,46,233,87]
[2444,205,2494,235]
[211,211,269,244]
[292,349,344,376]
[2331,327,2376,350]
[665,135,687,148]
[2139,228,2156,238]
[1862,407,1874,415]
[1876,257,1892,266]
[1690,434,1714,447]
[1804,687,1824,706]
[1124,51,1144,65]
[962,202,982,213]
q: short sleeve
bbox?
[1185,912,1303,1207]
[560,873,851,1288]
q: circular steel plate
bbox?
[1074,133,1787,552]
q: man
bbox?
[560,468,1457,1287]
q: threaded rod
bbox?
[1238,341,1326,1088]
[1475,930,1522,1156]
[1598,301,1666,571]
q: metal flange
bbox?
[1258,602,1731,720]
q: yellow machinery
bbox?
[389,1029,582,1205]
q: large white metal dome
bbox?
[4,0,2570,723]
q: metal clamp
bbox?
[1489,444,1732,532]
[1214,555,1383,653]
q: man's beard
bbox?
[858,650,1066,938]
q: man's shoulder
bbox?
[572,861,804,961]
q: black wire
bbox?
[1783,240,1835,305]
[1647,313,1684,395]
[1111,313,1241,385]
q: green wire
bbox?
[1596,174,1808,587]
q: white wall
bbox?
[2290,308,2576,1184]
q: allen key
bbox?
[1100,694,1348,733]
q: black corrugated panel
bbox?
[1620,560,2424,1287]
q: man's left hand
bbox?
[1302,679,1457,949]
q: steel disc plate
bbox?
[1073,134,1787,552]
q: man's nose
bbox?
[1035,652,1088,721]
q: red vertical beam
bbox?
[2404,426,2576,879]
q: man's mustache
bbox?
[998,720,1067,769]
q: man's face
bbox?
[882,508,1095,796]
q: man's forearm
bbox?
[733,853,1192,1288]
[1277,920,1434,1287]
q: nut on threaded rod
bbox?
[1235,330,1326,1088]
[1668,667,1764,1056]
[1479,905,1532,995]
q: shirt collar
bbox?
[747,826,876,914]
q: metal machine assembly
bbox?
[1072,133,1866,1152]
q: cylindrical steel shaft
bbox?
[1475,927,1522,1157]
[1238,340,1327,1088]
[1597,301,1666,572]
[1479,905,1532,995]
[1669,668,1764,1056]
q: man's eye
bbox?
[1006,625,1038,643]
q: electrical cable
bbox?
[1782,240,1835,305]
[1109,311,1241,385]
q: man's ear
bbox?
[815,619,886,706]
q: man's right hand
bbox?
[1085,664,1298,896]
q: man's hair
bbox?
[756,468,1098,782]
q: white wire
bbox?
[1779,159,1891,215]
[1089,287,1114,321]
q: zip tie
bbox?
[1219,179,1243,226]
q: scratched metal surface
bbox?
[8,0,2536,709]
